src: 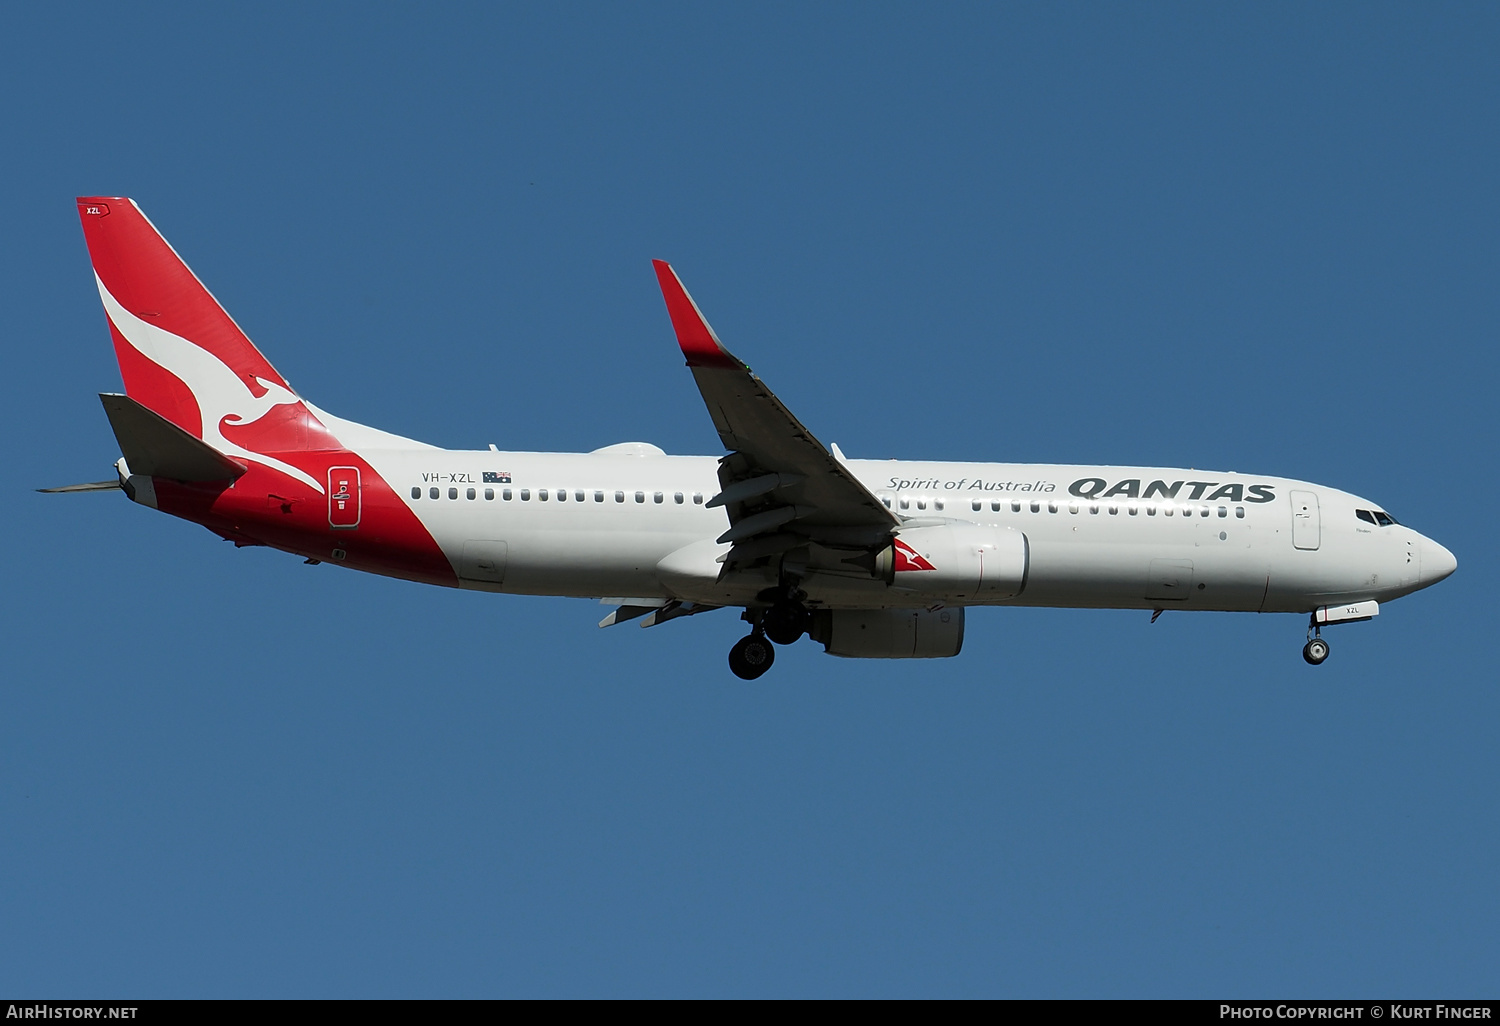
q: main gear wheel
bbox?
[729,634,776,679]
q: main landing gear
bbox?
[761,603,811,646]
[728,632,775,679]
[727,600,810,680]
[1303,617,1330,665]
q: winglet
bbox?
[651,260,742,369]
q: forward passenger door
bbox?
[1291,490,1320,551]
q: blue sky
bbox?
[2,3,1496,997]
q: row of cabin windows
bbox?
[1355,508,1398,527]
[879,495,1246,519]
[412,486,705,505]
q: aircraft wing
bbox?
[652,261,898,563]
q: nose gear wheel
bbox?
[1303,638,1330,665]
[1303,616,1330,665]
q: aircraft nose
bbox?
[1422,538,1458,585]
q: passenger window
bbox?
[991,501,1002,512]
[654,492,664,503]
[539,489,548,501]
[899,498,910,510]
[1164,504,1174,517]
[1127,503,1137,516]
[1089,503,1099,515]
[1235,506,1245,518]
[595,491,604,502]
[503,488,513,501]
[521,489,530,501]
[972,500,982,512]
[674,492,684,504]
[467,487,476,500]
[934,499,944,511]
[1069,502,1080,514]
[429,487,440,500]
[916,498,927,510]
[448,487,458,499]
[1200,506,1210,518]
[1217,506,1227,518]
[883,497,892,509]
[635,491,645,503]
[1146,505,1156,516]
[1011,501,1022,513]
[556,489,566,502]
[1108,504,1118,515]
[693,493,703,504]
[411,487,421,500]
[485,488,494,500]
[1030,501,1040,513]
[615,491,625,503]
[576,490,585,502]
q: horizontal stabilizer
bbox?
[37,479,121,493]
[99,393,246,482]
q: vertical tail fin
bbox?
[76,198,340,468]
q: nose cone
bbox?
[1422,538,1458,586]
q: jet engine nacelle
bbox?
[889,523,1029,601]
[809,607,965,659]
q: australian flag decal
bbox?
[482,472,511,484]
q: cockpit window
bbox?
[1357,508,1398,527]
[1356,509,1377,525]
[1374,511,1396,527]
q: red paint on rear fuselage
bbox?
[153,453,456,587]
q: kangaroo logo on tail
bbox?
[96,276,327,492]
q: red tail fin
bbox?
[76,198,340,468]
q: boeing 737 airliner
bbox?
[49,198,1457,678]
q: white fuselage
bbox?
[361,447,1451,615]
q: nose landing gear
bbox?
[1303,617,1330,665]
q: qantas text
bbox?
[1069,478,1276,503]
[883,476,1277,504]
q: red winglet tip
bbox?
[652,260,739,369]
